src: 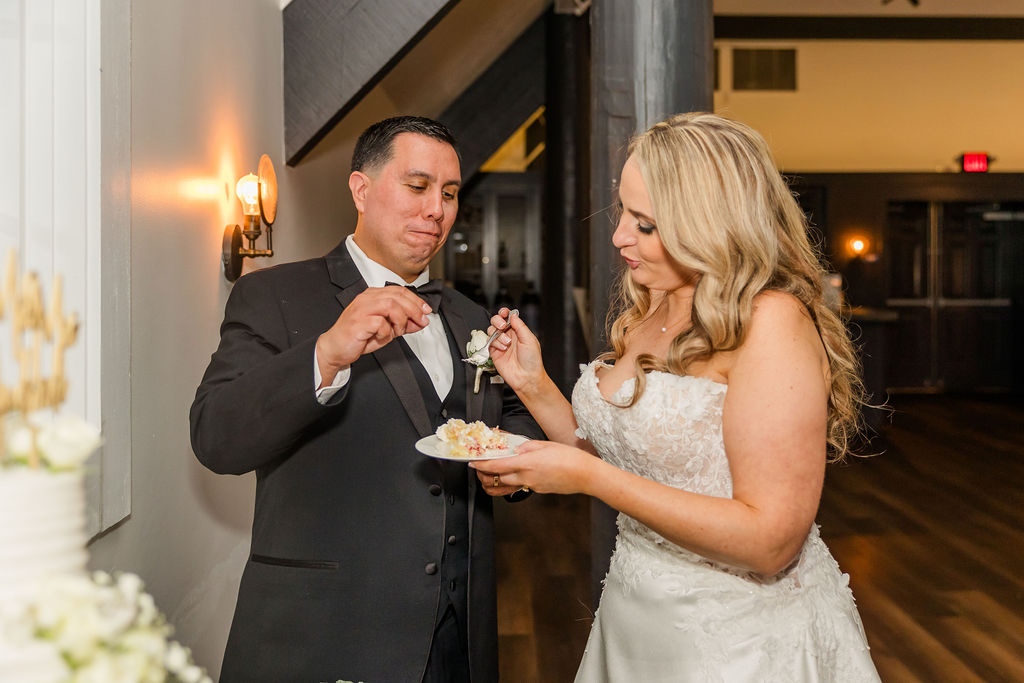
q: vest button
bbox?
[447,535,457,546]
[448,494,455,505]
[441,408,448,418]
[425,562,438,575]
[449,579,457,591]
[429,484,442,496]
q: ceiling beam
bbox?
[439,17,546,184]
[284,0,459,166]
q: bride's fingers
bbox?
[472,465,524,496]
[513,440,544,455]
[505,312,535,341]
[491,332,514,353]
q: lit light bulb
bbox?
[235,173,260,216]
[848,237,868,256]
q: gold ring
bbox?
[493,474,501,487]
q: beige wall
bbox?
[715,0,1024,17]
[712,1,1024,173]
[714,39,1024,172]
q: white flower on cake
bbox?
[435,419,509,459]
[11,570,212,683]
[2,413,102,471]
[0,255,208,683]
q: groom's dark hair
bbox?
[351,115,460,173]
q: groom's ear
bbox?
[349,171,371,212]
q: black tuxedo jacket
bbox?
[190,241,543,682]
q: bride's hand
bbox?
[471,440,597,496]
[486,308,546,394]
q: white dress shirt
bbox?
[315,235,454,403]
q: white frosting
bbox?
[0,469,86,682]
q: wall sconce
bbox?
[845,234,879,263]
[847,236,869,257]
[223,154,278,282]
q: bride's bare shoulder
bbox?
[749,291,817,335]
[714,291,824,383]
[741,291,827,372]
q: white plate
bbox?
[415,433,529,461]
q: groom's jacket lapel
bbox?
[327,246,434,438]
[439,292,486,423]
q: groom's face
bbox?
[350,132,461,282]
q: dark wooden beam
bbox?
[715,16,1024,41]
[589,0,714,609]
[541,9,591,398]
[284,0,459,166]
[437,18,546,183]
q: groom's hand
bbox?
[316,286,431,386]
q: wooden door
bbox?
[885,200,1023,392]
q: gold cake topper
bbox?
[0,251,80,466]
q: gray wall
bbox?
[85,0,541,677]
[87,1,288,676]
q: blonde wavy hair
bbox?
[601,112,865,462]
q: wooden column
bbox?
[588,0,714,604]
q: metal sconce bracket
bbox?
[223,154,278,282]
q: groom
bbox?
[190,116,543,682]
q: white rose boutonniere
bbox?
[465,329,497,393]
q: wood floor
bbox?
[494,394,1024,682]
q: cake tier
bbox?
[0,638,67,683]
[0,469,88,603]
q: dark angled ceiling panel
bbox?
[439,17,546,184]
[284,0,459,166]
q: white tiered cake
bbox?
[0,255,209,682]
[0,469,89,598]
[0,469,89,681]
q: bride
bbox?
[474,113,881,681]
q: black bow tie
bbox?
[386,278,443,310]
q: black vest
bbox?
[399,319,470,642]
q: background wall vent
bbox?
[732,48,797,91]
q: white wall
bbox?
[0,0,131,534]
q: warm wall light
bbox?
[845,234,879,263]
[847,236,869,257]
[236,174,260,216]
[223,154,278,282]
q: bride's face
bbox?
[612,156,693,292]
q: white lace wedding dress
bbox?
[572,361,880,682]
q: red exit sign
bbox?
[959,152,991,173]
